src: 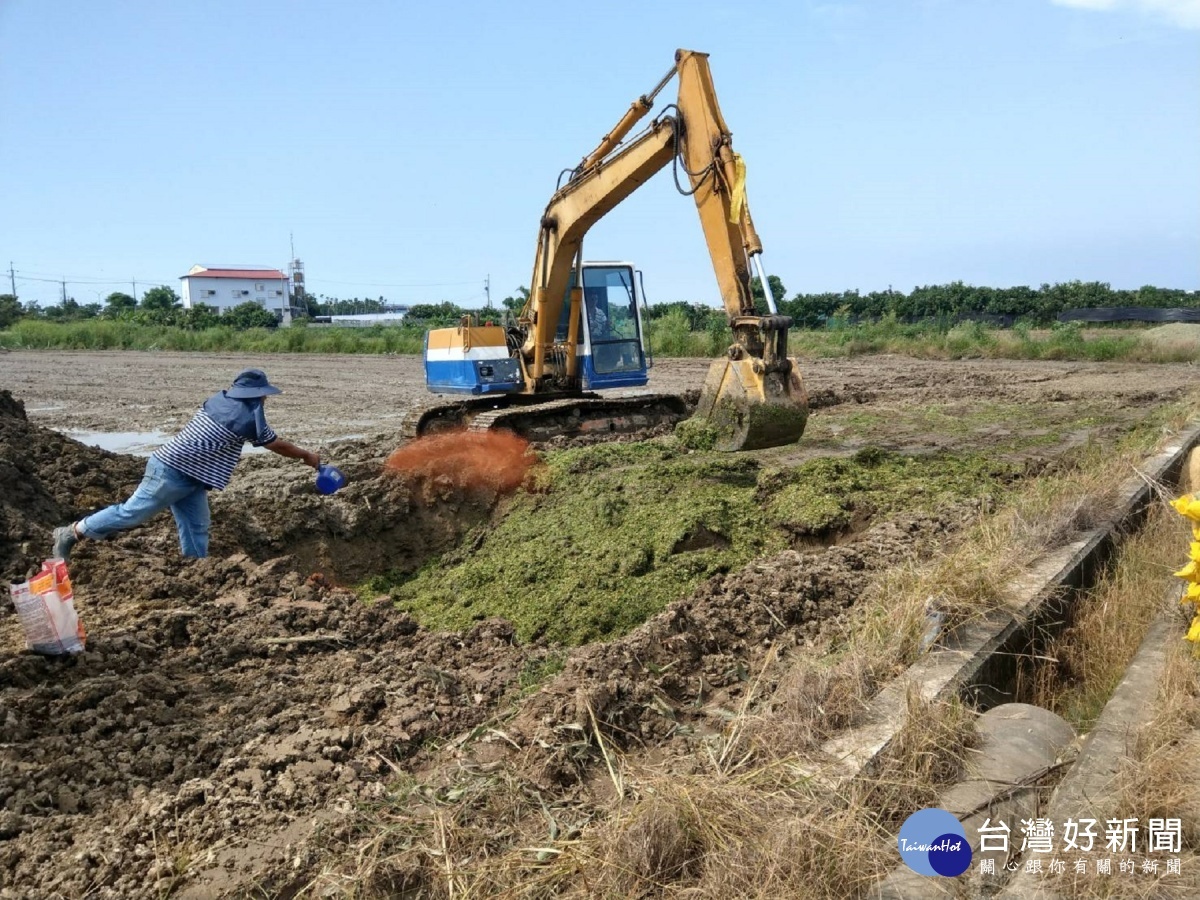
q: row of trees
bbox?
[0,287,279,330]
[646,279,1198,329]
[0,286,185,327]
[777,280,1198,328]
[294,294,403,317]
[5,279,1195,333]
[404,278,1200,332]
[1,286,411,328]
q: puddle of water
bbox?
[64,430,172,456]
[62,430,266,456]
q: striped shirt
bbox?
[154,392,278,490]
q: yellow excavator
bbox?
[411,48,808,451]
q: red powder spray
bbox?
[384,429,538,494]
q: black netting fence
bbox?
[1058,307,1200,324]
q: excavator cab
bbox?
[570,263,650,390]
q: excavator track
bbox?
[401,393,689,443]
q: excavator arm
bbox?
[518,49,807,450]
[522,116,675,386]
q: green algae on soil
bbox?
[366,439,1020,646]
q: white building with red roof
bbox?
[179,265,290,315]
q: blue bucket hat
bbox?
[227,368,282,399]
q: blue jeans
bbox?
[79,456,211,558]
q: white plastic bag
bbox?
[9,559,86,654]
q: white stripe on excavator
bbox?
[426,346,594,361]
[425,347,514,362]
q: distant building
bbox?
[315,312,409,327]
[180,265,290,315]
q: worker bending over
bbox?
[52,368,320,560]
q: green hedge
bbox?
[0,320,425,354]
[3,317,1198,364]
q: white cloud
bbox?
[1051,0,1200,29]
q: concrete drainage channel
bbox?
[996,609,1184,899]
[811,423,1200,899]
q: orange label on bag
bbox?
[30,572,54,594]
[51,561,71,597]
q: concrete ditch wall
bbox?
[840,425,1200,897]
[823,423,1200,788]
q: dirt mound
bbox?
[491,508,971,787]
[0,564,538,898]
[0,389,142,577]
[1139,323,1200,348]
[0,398,553,897]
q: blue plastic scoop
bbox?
[315,464,346,495]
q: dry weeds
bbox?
[305,691,977,899]
[1035,640,1200,899]
[1122,641,1200,845]
[849,687,977,824]
[1031,504,1185,728]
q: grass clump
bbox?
[788,320,1197,363]
[518,651,567,694]
[674,415,721,450]
[762,445,1015,538]
[369,441,1016,646]
[778,397,1200,744]
[1122,641,1200,845]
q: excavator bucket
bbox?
[688,356,808,451]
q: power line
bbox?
[15,270,481,290]
[14,273,176,286]
[17,268,179,282]
[306,277,481,288]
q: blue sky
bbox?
[1,0,1197,310]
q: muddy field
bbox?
[1,350,1199,898]
[3,349,1195,447]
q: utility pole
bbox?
[61,280,67,305]
[485,274,491,308]
[8,262,15,299]
[132,279,137,304]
